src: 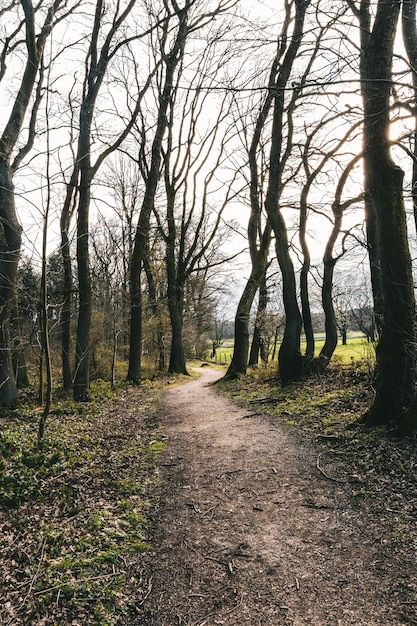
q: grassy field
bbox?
[207,333,375,366]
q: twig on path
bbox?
[138,576,153,606]
[194,594,243,626]
[188,502,219,519]
[316,454,345,483]
[217,469,245,478]
[301,502,334,510]
[204,554,235,576]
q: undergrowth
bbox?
[0,378,167,625]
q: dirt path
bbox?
[138,367,416,625]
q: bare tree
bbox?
[58,0,155,400]
[0,0,74,406]
[263,0,309,384]
[127,0,236,382]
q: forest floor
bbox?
[0,364,417,625]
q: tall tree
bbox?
[319,154,362,366]
[263,0,309,384]
[60,0,153,399]
[127,0,236,382]
[0,0,71,406]
[223,39,278,380]
[349,0,417,429]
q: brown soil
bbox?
[136,367,417,626]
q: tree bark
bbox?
[59,168,78,390]
[143,251,165,372]
[73,162,92,401]
[0,163,21,405]
[166,237,188,375]
[299,185,314,359]
[248,274,268,366]
[319,258,338,367]
[224,225,271,380]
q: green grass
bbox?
[0,378,166,625]
[205,333,375,366]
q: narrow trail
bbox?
[138,367,415,625]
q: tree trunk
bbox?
[248,274,268,366]
[168,303,187,375]
[319,258,338,368]
[224,276,257,379]
[11,294,29,388]
[267,209,302,384]
[143,252,165,372]
[263,0,307,384]
[73,166,92,401]
[166,234,188,375]
[224,227,271,380]
[359,0,417,428]
[61,230,73,390]
[367,164,416,424]
[128,6,189,383]
[0,0,60,406]
[248,323,261,367]
[0,161,21,406]
[299,186,314,359]
[59,169,78,390]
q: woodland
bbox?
[0,0,417,433]
[2,0,417,622]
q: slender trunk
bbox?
[111,328,119,388]
[166,237,188,375]
[319,205,343,368]
[300,258,314,359]
[224,226,271,380]
[319,258,338,367]
[143,252,165,372]
[0,161,21,406]
[11,294,29,388]
[263,0,307,384]
[59,171,77,389]
[224,276,258,378]
[267,208,302,384]
[38,220,52,445]
[248,274,268,366]
[128,10,189,382]
[299,188,314,359]
[73,166,92,401]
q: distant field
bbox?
[207,333,375,366]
